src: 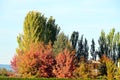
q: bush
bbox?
[11,42,56,78]
[53,49,76,78]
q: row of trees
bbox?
[70,28,120,64]
[11,11,120,79]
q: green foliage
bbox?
[98,30,107,58]
[17,11,60,52]
[98,28,120,63]
[53,32,71,55]
[90,39,96,60]
[10,10,120,79]
[45,16,60,44]
[70,31,79,49]
[77,35,89,61]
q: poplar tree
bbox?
[98,30,107,58]
[70,31,79,49]
[77,35,84,61]
[90,39,96,60]
[17,11,60,52]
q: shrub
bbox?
[53,49,76,78]
[11,42,56,78]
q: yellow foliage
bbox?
[100,55,117,80]
[74,61,89,79]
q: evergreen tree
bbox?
[45,16,60,44]
[83,38,89,60]
[77,35,89,61]
[90,39,96,60]
[77,35,84,61]
[70,31,79,49]
[98,30,107,58]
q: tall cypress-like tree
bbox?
[77,35,89,61]
[90,39,96,60]
[114,32,120,62]
[98,30,107,58]
[45,16,60,44]
[17,11,60,52]
[83,38,89,60]
[77,35,84,61]
[117,32,120,60]
[106,28,115,59]
[70,31,79,49]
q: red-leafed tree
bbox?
[11,42,56,78]
[53,49,76,78]
[11,55,18,73]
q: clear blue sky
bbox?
[0,0,120,64]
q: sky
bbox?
[0,0,120,64]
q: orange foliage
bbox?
[11,42,56,78]
[53,49,76,78]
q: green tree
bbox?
[115,32,120,62]
[45,16,60,44]
[77,35,89,61]
[53,32,71,55]
[83,38,89,60]
[17,11,60,52]
[77,35,84,61]
[106,28,115,60]
[91,39,96,60]
[98,30,107,58]
[98,28,120,63]
[70,31,79,49]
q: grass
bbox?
[0,77,103,80]
[0,78,74,80]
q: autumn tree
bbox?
[53,49,76,78]
[99,55,117,80]
[53,32,71,55]
[17,11,60,52]
[70,31,79,49]
[73,57,89,79]
[11,42,56,78]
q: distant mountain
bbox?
[0,64,13,71]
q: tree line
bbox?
[11,11,120,79]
